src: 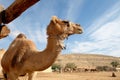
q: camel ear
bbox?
[51,16,62,32]
[51,16,58,24]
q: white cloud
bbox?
[71,2,120,57]
[30,28,47,44]
[71,41,96,53]
[71,35,120,56]
[8,23,22,39]
[65,0,84,21]
[6,19,47,50]
[85,1,120,36]
[10,30,21,38]
[90,21,120,40]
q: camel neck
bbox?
[35,35,64,70]
[35,35,67,70]
[44,35,64,53]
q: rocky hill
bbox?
[55,54,120,68]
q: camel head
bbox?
[47,16,83,39]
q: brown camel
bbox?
[1,16,83,80]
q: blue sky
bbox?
[0,0,120,57]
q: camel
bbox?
[1,16,83,80]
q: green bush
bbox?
[111,61,119,68]
[96,66,116,71]
[65,63,77,69]
[51,63,62,72]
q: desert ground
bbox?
[0,52,120,80]
[0,72,120,80]
[19,72,120,80]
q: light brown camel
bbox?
[1,16,83,80]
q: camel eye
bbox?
[62,20,70,27]
[66,24,69,27]
[63,20,69,23]
[76,24,80,26]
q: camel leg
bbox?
[7,72,19,80]
[28,72,37,80]
[2,69,7,80]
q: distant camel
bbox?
[1,16,83,80]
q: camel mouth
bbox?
[76,27,83,34]
[78,30,83,34]
[67,29,83,36]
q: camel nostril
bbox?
[78,28,82,31]
[78,28,83,34]
[78,28,81,30]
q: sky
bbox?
[0,0,120,57]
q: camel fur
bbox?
[0,49,5,75]
[1,16,83,80]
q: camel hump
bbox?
[16,33,27,39]
[11,47,26,68]
[11,33,27,67]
